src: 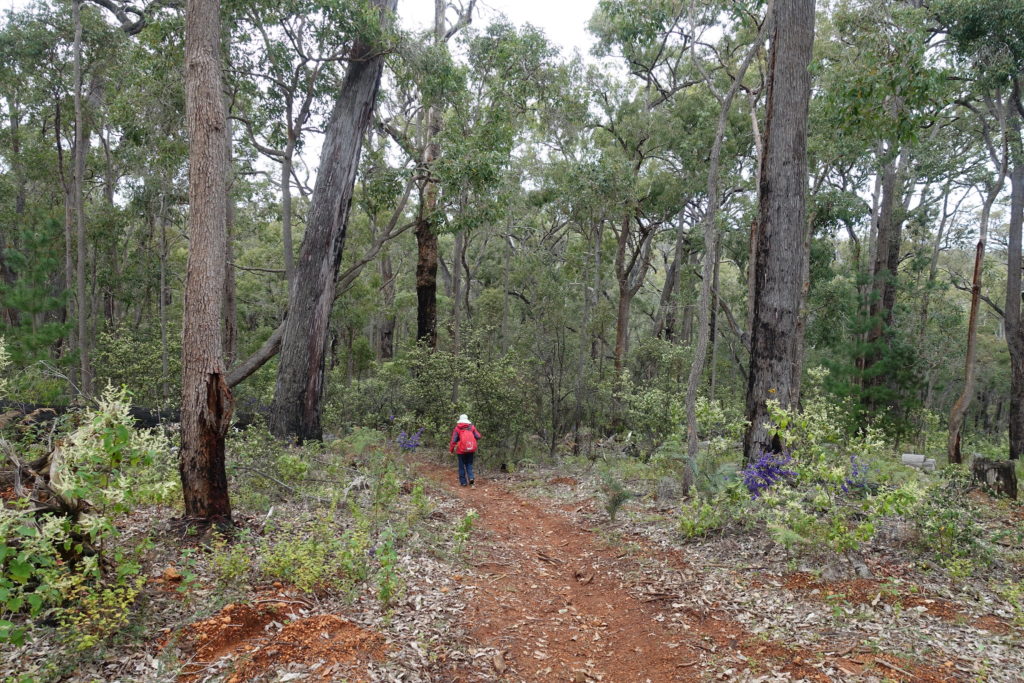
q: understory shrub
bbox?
[0,386,166,646]
[735,397,921,558]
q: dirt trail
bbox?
[422,464,839,683]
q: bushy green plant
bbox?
[452,509,478,557]
[600,474,637,522]
[373,526,403,607]
[742,397,921,558]
[0,386,166,646]
[260,517,369,594]
[209,532,255,586]
[57,574,147,651]
[910,464,988,567]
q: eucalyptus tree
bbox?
[433,21,557,358]
[933,0,1024,460]
[587,0,724,383]
[269,0,398,441]
[180,0,233,521]
[742,0,814,463]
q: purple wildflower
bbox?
[741,449,797,499]
[396,427,425,450]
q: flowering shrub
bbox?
[841,455,871,495]
[396,427,424,450]
[741,449,797,499]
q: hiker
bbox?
[449,414,481,486]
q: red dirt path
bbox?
[422,464,847,682]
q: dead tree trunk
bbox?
[180,0,233,522]
[742,0,814,464]
[269,0,397,441]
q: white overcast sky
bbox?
[399,0,599,57]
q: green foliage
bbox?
[259,516,369,595]
[744,397,923,558]
[373,526,403,607]
[0,387,165,646]
[208,532,255,587]
[677,492,744,539]
[92,325,181,409]
[910,464,988,567]
[0,219,68,364]
[326,337,531,452]
[451,509,477,558]
[600,474,636,522]
[56,574,146,651]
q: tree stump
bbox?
[971,457,1018,500]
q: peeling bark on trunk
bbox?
[180,0,233,522]
[742,0,814,464]
[269,0,396,442]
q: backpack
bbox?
[456,424,477,454]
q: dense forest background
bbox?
[1,0,1023,471]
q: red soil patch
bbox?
[781,572,970,622]
[177,600,386,682]
[421,464,829,681]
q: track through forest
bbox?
[420,462,962,683]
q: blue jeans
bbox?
[457,452,475,485]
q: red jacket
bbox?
[449,423,481,454]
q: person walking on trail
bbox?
[449,414,481,486]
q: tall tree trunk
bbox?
[709,241,721,401]
[269,0,397,441]
[685,8,773,475]
[223,113,238,366]
[452,230,464,355]
[414,1,447,349]
[653,209,687,339]
[948,165,1007,463]
[73,0,93,396]
[159,199,170,405]
[742,0,814,464]
[858,152,904,405]
[613,212,633,376]
[917,191,952,342]
[180,0,233,522]
[1004,160,1024,460]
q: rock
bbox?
[901,453,925,468]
